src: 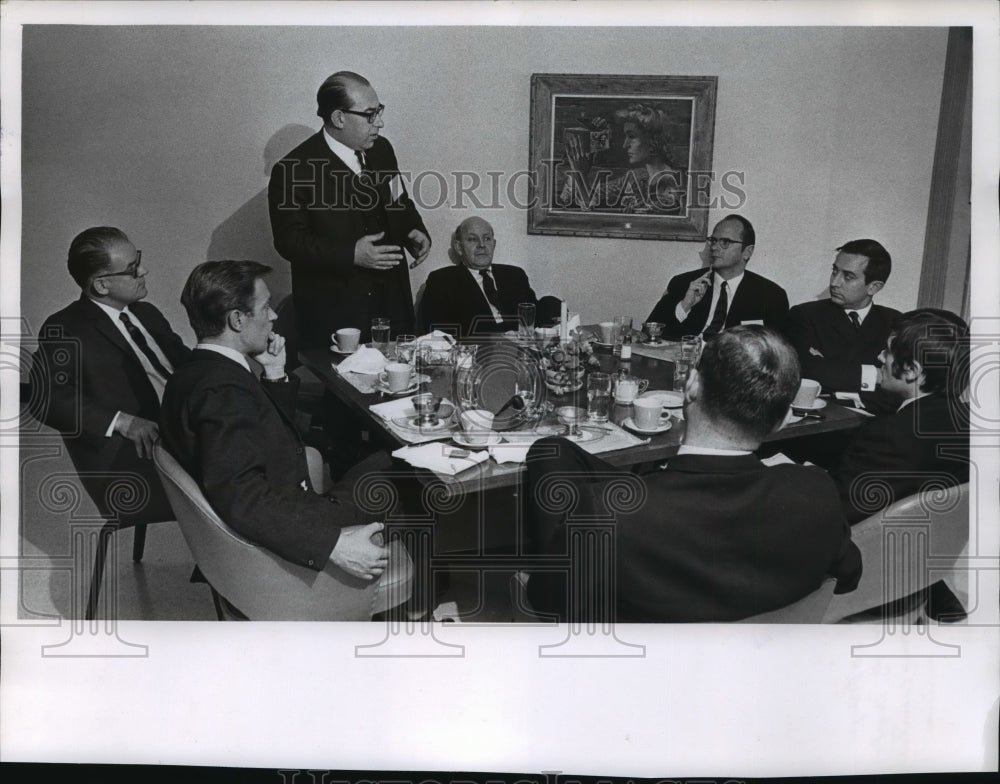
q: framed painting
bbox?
[528,73,718,241]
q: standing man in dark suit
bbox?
[420,216,559,339]
[268,70,431,347]
[645,215,789,340]
[783,239,900,393]
[37,226,191,527]
[524,326,861,623]
[160,260,395,580]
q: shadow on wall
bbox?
[207,123,315,311]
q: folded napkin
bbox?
[488,434,545,464]
[336,346,387,375]
[392,442,489,475]
[415,330,456,348]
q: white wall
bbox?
[20,25,948,341]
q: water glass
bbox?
[395,334,417,363]
[613,315,632,356]
[681,334,701,363]
[673,358,691,390]
[517,302,536,339]
[371,317,391,354]
[586,372,612,423]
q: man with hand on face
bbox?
[160,260,392,581]
[268,70,431,346]
[420,216,559,339]
[645,215,789,341]
[37,227,191,527]
[783,239,900,393]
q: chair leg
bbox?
[85,525,115,621]
[209,587,227,621]
[132,524,147,562]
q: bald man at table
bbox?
[523,325,861,623]
[419,216,560,339]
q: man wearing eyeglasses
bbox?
[268,70,432,347]
[645,215,789,341]
[36,226,191,526]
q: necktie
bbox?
[704,281,728,335]
[848,311,861,330]
[355,150,367,173]
[119,312,171,378]
[479,269,503,311]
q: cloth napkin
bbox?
[392,442,489,475]
[415,330,456,348]
[336,346,387,375]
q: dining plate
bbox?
[792,398,827,412]
[452,432,503,449]
[622,416,672,435]
[564,426,606,444]
[390,414,456,434]
[638,390,685,409]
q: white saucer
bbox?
[453,432,503,449]
[330,345,358,355]
[622,416,672,435]
[638,390,684,409]
[390,415,455,434]
[792,398,827,411]
[376,380,420,396]
[564,426,606,444]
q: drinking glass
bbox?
[586,372,612,423]
[643,321,664,344]
[613,315,633,357]
[395,334,417,363]
[672,358,691,390]
[681,334,701,363]
[371,317,391,354]
[517,302,536,339]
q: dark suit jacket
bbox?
[160,349,372,568]
[419,263,538,339]
[37,296,191,524]
[646,268,789,340]
[267,132,428,346]
[525,437,861,623]
[783,299,901,392]
[832,393,970,524]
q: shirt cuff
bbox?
[859,365,877,392]
[262,373,288,382]
[674,303,689,323]
[105,411,122,437]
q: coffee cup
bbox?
[633,397,669,430]
[460,409,495,445]
[333,327,361,353]
[792,378,821,409]
[383,362,412,393]
[598,321,616,344]
[614,376,648,404]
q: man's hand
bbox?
[254,332,287,380]
[681,269,713,313]
[330,522,390,580]
[355,232,403,271]
[406,229,432,268]
[114,413,159,459]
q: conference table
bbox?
[298,335,868,493]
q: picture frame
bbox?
[528,73,718,241]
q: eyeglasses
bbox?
[341,104,385,124]
[704,237,745,250]
[94,251,143,279]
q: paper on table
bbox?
[392,442,489,475]
[336,346,387,375]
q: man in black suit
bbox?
[420,216,559,339]
[160,260,393,579]
[831,308,970,621]
[37,226,191,526]
[268,70,431,347]
[645,215,789,340]
[524,325,861,622]
[783,239,901,393]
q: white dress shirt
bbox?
[675,270,746,332]
[323,128,363,174]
